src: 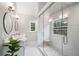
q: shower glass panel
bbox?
[43,2,63,56]
[38,2,79,56]
[62,2,79,56]
[37,15,44,55]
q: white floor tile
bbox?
[25,47,42,56]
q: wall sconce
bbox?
[14,14,20,32]
[6,6,15,13]
[59,13,68,19]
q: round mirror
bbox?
[3,12,13,35]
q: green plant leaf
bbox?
[14,54,18,56]
[9,46,15,51]
[4,54,11,56]
[16,41,20,43]
[14,48,20,52]
[4,39,21,56]
[2,44,9,46]
[7,50,12,53]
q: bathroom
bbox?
[0,2,79,56]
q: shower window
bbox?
[53,17,68,35]
[30,21,36,32]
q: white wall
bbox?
[15,2,38,46]
[63,3,79,56]
[0,2,17,55]
[38,2,47,12]
[0,3,5,56]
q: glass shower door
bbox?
[43,2,63,56]
[37,14,45,56]
[37,2,79,56]
[63,2,79,56]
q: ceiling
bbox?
[15,2,38,17]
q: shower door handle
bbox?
[63,36,68,45]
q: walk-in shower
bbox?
[37,2,79,56]
[0,2,79,56]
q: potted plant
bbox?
[3,39,22,56]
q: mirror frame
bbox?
[3,12,13,35]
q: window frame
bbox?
[29,21,37,32]
[53,17,68,35]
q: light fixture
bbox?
[5,2,15,12]
[7,6,15,12]
[59,15,62,19]
[59,13,68,19]
[63,13,68,18]
[48,19,52,22]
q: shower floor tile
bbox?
[39,46,61,56]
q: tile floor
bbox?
[25,46,43,56]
